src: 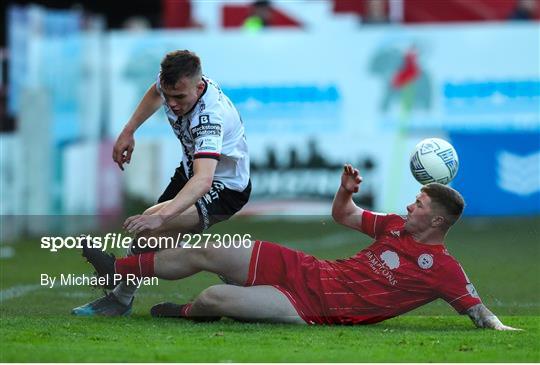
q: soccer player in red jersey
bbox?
[82,164,519,329]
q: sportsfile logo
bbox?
[40,234,136,252]
[40,233,253,252]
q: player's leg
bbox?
[109,164,200,307]
[116,180,250,305]
[72,167,197,316]
[72,201,214,316]
[74,170,251,316]
[76,240,255,313]
[81,238,256,286]
[144,179,252,309]
[187,285,305,324]
[151,242,254,284]
[151,241,318,324]
[106,203,199,306]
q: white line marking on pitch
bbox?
[0,284,41,303]
[0,246,15,259]
[57,290,186,299]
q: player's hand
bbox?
[113,130,135,171]
[341,164,363,193]
[493,323,522,331]
[123,214,164,234]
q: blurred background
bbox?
[0,0,539,240]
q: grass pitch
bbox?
[1,216,539,362]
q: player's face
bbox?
[404,192,435,233]
[161,76,205,116]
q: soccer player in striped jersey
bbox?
[72,50,250,316]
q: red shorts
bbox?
[244,240,331,325]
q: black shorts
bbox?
[157,166,251,233]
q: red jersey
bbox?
[246,210,482,325]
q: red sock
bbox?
[115,252,155,278]
[182,303,220,322]
[181,303,192,317]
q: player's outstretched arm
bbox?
[113,83,162,170]
[466,303,521,331]
[124,158,217,234]
[158,158,217,219]
[332,164,364,231]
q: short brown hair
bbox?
[160,50,202,88]
[421,183,465,228]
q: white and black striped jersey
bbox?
[156,74,250,192]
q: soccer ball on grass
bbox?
[409,138,459,185]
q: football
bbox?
[409,138,459,185]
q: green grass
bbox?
[1,316,538,362]
[1,216,539,362]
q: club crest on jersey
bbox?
[418,254,434,269]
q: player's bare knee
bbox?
[197,285,229,310]
[189,246,218,268]
[153,248,185,279]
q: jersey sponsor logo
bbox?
[365,250,398,286]
[417,253,434,269]
[466,283,479,298]
[191,115,222,139]
[380,250,400,270]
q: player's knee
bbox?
[188,246,218,268]
[197,285,230,310]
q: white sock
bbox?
[111,244,139,306]
[112,281,137,306]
